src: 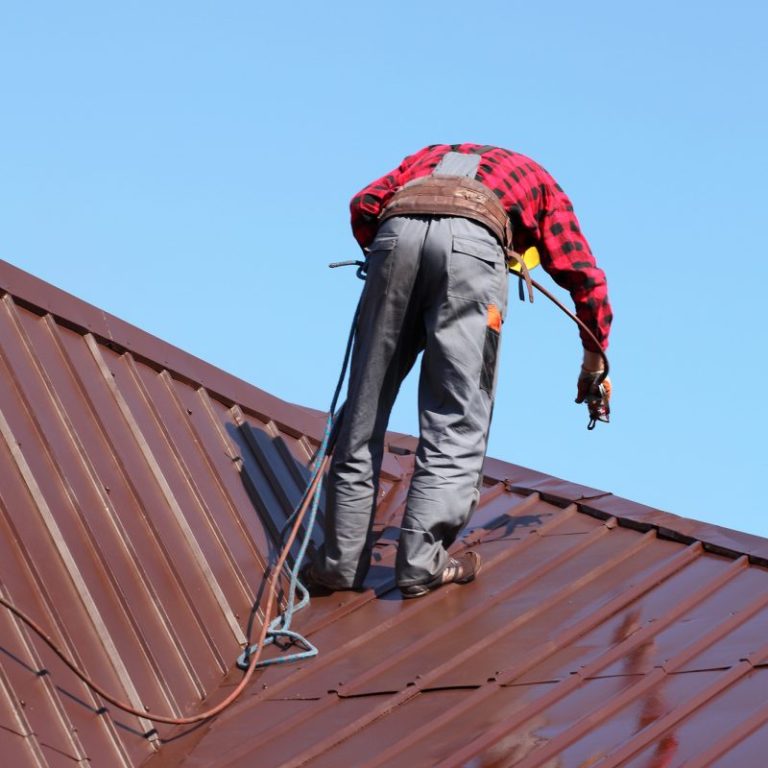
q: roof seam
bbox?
[336,685,485,699]
[508,482,768,568]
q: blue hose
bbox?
[237,273,363,671]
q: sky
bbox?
[1,1,766,537]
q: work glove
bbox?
[576,368,612,428]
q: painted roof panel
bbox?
[2,257,768,767]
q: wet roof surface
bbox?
[2,257,768,767]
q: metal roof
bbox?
[2,257,768,767]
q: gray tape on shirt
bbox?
[432,151,481,178]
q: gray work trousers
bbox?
[316,215,509,588]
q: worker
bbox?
[303,143,612,599]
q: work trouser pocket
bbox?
[479,325,500,395]
[363,234,398,297]
[448,235,504,304]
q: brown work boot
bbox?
[400,551,482,599]
[298,562,336,597]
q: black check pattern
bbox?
[350,144,612,351]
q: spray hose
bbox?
[0,253,606,728]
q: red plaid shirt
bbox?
[350,144,612,351]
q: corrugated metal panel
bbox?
[160,496,768,768]
[3,257,768,767]
[0,260,323,765]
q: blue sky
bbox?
[1,2,766,535]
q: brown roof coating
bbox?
[2,257,768,767]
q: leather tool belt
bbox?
[380,175,533,302]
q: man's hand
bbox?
[576,350,611,427]
[575,369,604,403]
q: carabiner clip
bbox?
[328,260,368,281]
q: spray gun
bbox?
[576,370,611,429]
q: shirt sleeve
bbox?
[349,148,431,248]
[537,203,613,352]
